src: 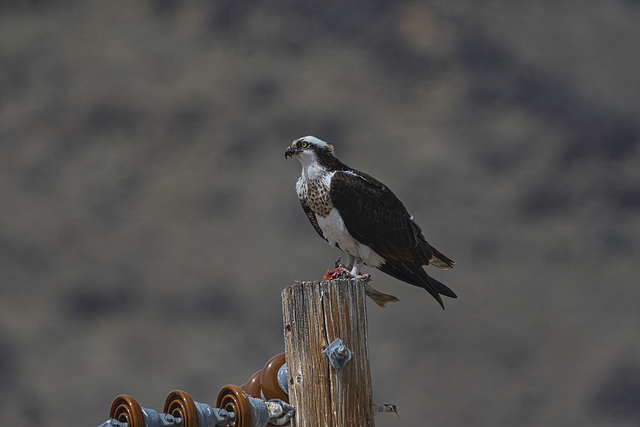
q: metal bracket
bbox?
[264,399,296,426]
[322,338,353,371]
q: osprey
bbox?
[285,136,456,308]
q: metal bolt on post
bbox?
[323,338,353,371]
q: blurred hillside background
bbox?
[1,1,639,426]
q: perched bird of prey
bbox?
[285,136,456,308]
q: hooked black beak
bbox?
[284,146,298,159]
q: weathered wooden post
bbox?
[282,279,374,427]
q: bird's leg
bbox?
[350,258,361,275]
[338,257,370,281]
[350,260,367,278]
[342,254,356,271]
[330,255,371,281]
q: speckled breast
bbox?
[302,179,333,218]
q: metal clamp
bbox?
[256,398,295,426]
[322,338,353,371]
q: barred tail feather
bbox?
[429,245,455,270]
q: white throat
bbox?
[297,153,327,182]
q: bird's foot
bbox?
[324,267,371,282]
[323,260,398,307]
[324,260,372,282]
[353,273,371,282]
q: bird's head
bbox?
[285,136,335,166]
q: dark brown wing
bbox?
[299,197,326,241]
[330,170,436,265]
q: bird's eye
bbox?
[300,141,308,148]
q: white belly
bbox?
[316,208,385,267]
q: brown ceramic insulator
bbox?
[216,385,252,427]
[244,369,262,398]
[109,395,145,427]
[260,353,288,402]
[163,390,198,427]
